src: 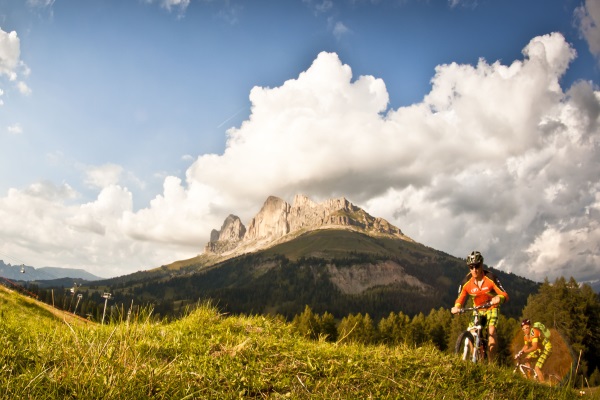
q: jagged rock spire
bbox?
[204,194,409,255]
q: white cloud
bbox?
[163,0,190,11]
[7,123,23,135]
[304,0,333,15]
[147,0,191,14]
[83,164,123,189]
[26,0,55,7]
[0,29,21,80]
[448,0,478,9]
[0,32,598,283]
[0,182,189,277]
[331,20,351,40]
[576,0,600,63]
[17,81,32,95]
[0,29,31,102]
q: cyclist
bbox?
[451,250,509,362]
[515,319,552,382]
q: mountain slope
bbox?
[72,194,540,320]
[96,229,538,320]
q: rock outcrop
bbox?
[204,214,246,254]
[204,194,410,255]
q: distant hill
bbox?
[0,260,104,282]
[83,195,540,320]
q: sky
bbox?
[0,0,599,284]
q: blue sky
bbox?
[0,0,599,283]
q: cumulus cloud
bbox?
[0,32,598,283]
[0,181,191,277]
[0,29,21,80]
[575,0,600,63]
[0,28,30,102]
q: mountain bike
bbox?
[454,302,491,363]
[513,353,562,385]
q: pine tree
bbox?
[409,313,428,346]
[292,305,319,340]
[378,311,411,345]
[318,311,337,342]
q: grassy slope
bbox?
[0,286,585,399]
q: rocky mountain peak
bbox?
[204,194,410,256]
[292,194,317,208]
[205,214,246,254]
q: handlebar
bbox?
[455,302,492,314]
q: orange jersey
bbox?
[524,327,542,345]
[454,273,508,309]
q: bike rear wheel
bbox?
[455,331,480,362]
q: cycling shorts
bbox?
[468,307,498,329]
[535,341,552,369]
[484,308,499,328]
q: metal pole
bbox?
[74,293,82,315]
[101,293,111,325]
[102,297,108,324]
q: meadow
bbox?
[0,285,589,399]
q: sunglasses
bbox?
[468,264,481,270]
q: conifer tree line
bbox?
[291,277,600,385]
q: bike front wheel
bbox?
[455,331,481,362]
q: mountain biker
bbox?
[451,250,509,362]
[515,319,552,382]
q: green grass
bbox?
[0,286,589,399]
[262,229,404,260]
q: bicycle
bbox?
[513,353,563,385]
[454,302,492,363]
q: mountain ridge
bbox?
[38,194,540,321]
[0,260,104,282]
[203,194,412,260]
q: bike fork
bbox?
[470,334,480,363]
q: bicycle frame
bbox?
[454,302,491,363]
[514,360,539,380]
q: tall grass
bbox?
[0,287,588,399]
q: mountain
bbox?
[203,194,410,258]
[0,261,104,282]
[81,194,540,320]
